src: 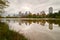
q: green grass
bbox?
[0,22,27,40]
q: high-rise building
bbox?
[49,7,53,13]
[19,11,23,17]
[40,11,46,17]
[40,11,45,15]
[25,11,28,16]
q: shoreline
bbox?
[0,18,60,20]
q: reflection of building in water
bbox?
[19,22,21,25]
[18,20,32,25]
[19,20,24,25]
[36,21,40,24]
[40,20,46,26]
[49,23,53,30]
[33,21,36,23]
[29,21,32,25]
[25,21,28,25]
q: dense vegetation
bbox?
[22,10,60,18]
[46,11,60,18]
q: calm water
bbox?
[0,18,60,40]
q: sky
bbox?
[5,0,60,14]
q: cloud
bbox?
[6,0,60,14]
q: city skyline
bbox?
[5,0,60,14]
[2,7,60,17]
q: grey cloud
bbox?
[17,0,49,5]
[50,0,60,5]
[6,0,60,14]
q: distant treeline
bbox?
[46,11,60,18]
[21,10,60,18]
[0,11,60,18]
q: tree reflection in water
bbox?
[0,19,60,30]
[20,20,60,30]
[0,19,60,40]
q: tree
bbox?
[0,0,9,16]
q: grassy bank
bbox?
[0,22,27,40]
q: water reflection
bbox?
[0,18,60,30]
[0,18,60,40]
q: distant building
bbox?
[40,11,46,17]
[25,11,28,16]
[29,11,32,15]
[19,11,22,16]
[40,11,45,15]
[49,7,53,13]
[19,11,23,17]
[24,11,32,16]
[37,13,40,16]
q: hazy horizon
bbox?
[5,0,60,14]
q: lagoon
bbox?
[0,18,60,40]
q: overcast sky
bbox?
[6,0,60,14]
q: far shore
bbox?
[0,17,60,20]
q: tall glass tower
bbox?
[49,7,53,13]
